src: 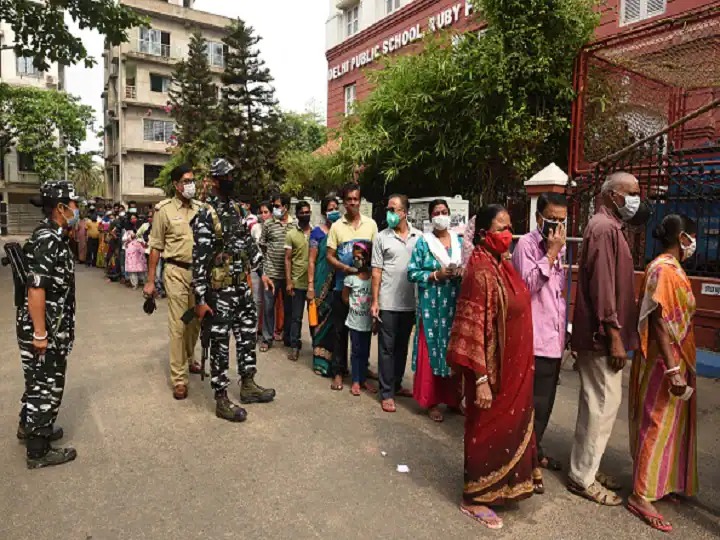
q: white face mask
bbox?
[273,207,284,219]
[432,214,450,231]
[182,182,196,200]
[615,193,641,221]
[681,233,696,261]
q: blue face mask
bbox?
[326,210,341,223]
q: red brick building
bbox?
[325,0,718,130]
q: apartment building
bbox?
[103,0,231,204]
[0,11,64,234]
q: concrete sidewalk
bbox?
[0,263,719,539]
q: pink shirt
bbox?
[511,228,567,358]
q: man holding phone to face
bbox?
[511,192,568,476]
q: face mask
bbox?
[182,183,196,200]
[273,208,283,219]
[60,205,79,228]
[352,257,365,269]
[298,215,311,227]
[539,217,563,239]
[119,211,126,217]
[218,181,234,197]
[614,193,641,221]
[386,211,401,229]
[484,229,513,254]
[327,210,341,223]
[432,215,451,231]
[681,233,696,261]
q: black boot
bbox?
[239,372,276,403]
[17,423,64,442]
[26,436,77,470]
[215,391,248,423]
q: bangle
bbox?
[475,375,488,386]
[664,366,680,376]
[33,332,48,341]
[432,271,438,282]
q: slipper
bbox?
[331,382,344,391]
[381,399,396,413]
[534,481,545,495]
[540,456,563,471]
[350,384,361,397]
[396,387,413,398]
[361,382,378,394]
[259,342,270,353]
[459,505,503,530]
[627,502,673,532]
[428,407,444,423]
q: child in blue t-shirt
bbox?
[342,241,374,396]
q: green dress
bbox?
[407,235,462,377]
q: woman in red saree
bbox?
[447,205,540,530]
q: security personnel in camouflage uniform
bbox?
[145,164,203,400]
[193,158,275,422]
[16,181,80,469]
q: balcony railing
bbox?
[136,40,172,59]
[125,85,137,99]
[15,171,41,185]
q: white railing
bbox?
[137,40,172,58]
[125,85,137,99]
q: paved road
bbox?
[1,261,719,539]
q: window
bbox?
[150,74,171,93]
[17,152,35,172]
[143,119,175,143]
[344,84,357,116]
[344,5,360,37]
[621,0,666,25]
[16,56,40,77]
[205,41,226,68]
[139,28,171,57]
[144,164,164,187]
[386,0,401,15]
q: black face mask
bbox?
[217,181,234,197]
[298,215,311,227]
[539,217,563,239]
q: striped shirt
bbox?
[260,216,295,279]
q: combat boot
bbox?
[17,423,64,442]
[26,436,77,470]
[239,372,276,403]
[215,392,248,422]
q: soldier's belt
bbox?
[165,258,192,270]
[210,272,247,290]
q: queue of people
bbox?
[12,169,700,535]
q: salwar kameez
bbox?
[448,247,539,506]
[310,227,335,376]
[630,254,698,502]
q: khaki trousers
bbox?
[164,264,200,387]
[569,350,624,489]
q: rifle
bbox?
[2,242,29,308]
[182,308,212,381]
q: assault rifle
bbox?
[182,308,211,381]
[2,242,29,308]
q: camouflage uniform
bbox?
[192,195,274,402]
[17,218,75,437]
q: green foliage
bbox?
[0,83,95,181]
[279,111,328,153]
[70,152,105,198]
[0,0,145,70]
[219,19,283,200]
[169,32,218,156]
[279,149,353,199]
[339,0,599,206]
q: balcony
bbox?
[125,85,137,99]
[11,171,42,185]
[126,40,184,65]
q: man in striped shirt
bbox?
[259,194,295,351]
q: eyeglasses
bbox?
[272,204,282,209]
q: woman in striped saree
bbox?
[629,214,698,533]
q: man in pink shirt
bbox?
[512,192,568,476]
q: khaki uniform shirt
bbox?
[149,196,202,263]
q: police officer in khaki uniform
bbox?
[144,164,202,400]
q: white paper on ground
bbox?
[396,464,410,473]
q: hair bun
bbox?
[652,223,665,239]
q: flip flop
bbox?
[350,384,361,396]
[627,502,673,532]
[361,382,378,394]
[259,342,270,353]
[381,399,396,413]
[396,387,413,398]
[459,505,504,530]
[428,407,444,422]
[331,382,344,391]
[540,456,563,471]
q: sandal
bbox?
[428,407,444,423]
[596,472,622,491]
[350,383,361,396]
[628,502,673,532]
[259,342,270,353]
[540,456,563,471]
[331,376,343,391]
[367,368,379,380]
[381,399,396,413]
[361,382,377,394]
[567,480,622,506]
[396,387,413,398]
[459,505,503,530]
[534,480,545,495]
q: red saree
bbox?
[447,247,539,505]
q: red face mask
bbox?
[484,229,513,254]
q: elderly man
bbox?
[568,172,644,506]
[512,192,568,478]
